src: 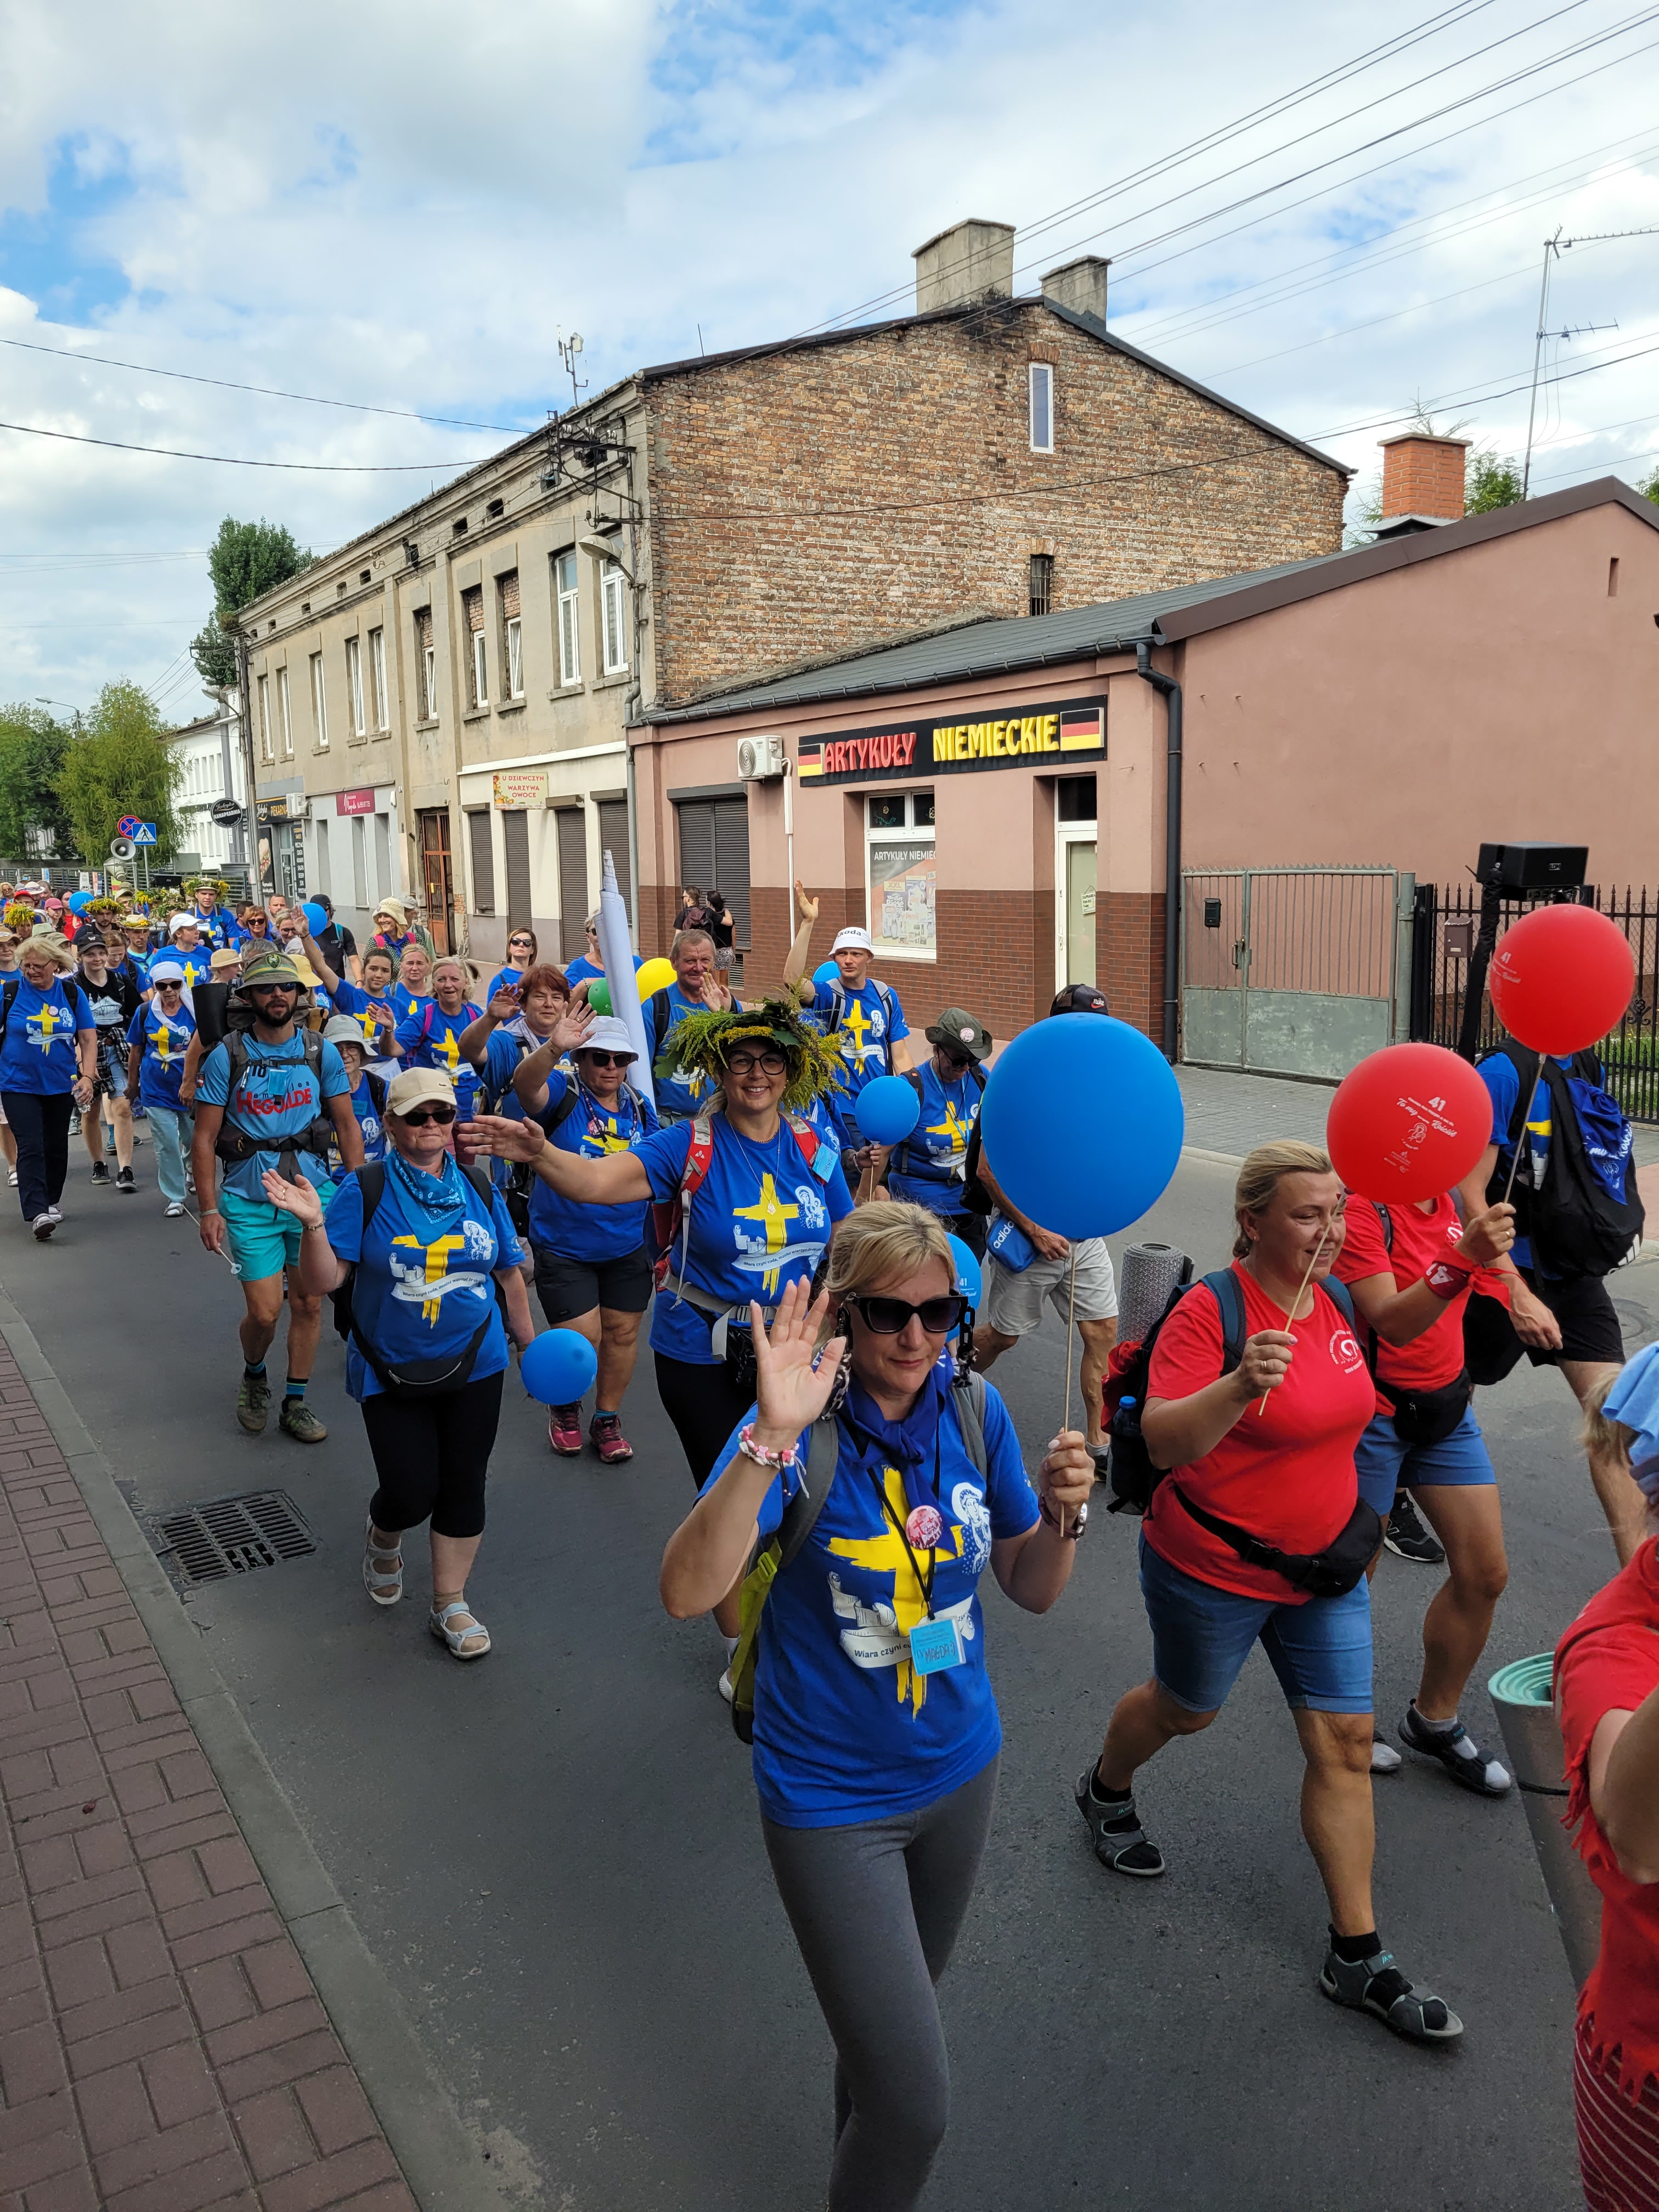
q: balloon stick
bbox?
[1499,1048,1540,1209]
[1257,1230,1331,1415]
[1062,1243,1079,1441]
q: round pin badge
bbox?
[905,1504,944,1549]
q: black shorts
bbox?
[1464,1267,1626,1383]
[533,1244,653,1324]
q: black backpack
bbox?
[1482,1040,1644,1277]
[0,975,88,1051]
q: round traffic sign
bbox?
[116,815,142,838]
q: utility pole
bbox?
[1521,223,1659,498]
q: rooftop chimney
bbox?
[1041,255,1110,326]
[913,220,1014,313]
[1374,432,1470,539]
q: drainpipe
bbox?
[1135,637,1182,1063]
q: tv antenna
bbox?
[1521,224,1659,496]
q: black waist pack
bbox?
[1376,1369,1472,1447]
[351,1312,494,1396]
[1173,1488,1383,1599]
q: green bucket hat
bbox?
[239,947,303,989]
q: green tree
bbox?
[56,682,182,866]
[1639,461,1659,505]
[190,516,312,685]
[0,706,75,865]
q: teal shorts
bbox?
[219,1182,335,1283]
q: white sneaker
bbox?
[164,1201,185,1218]
[6,1170,15,1187]
[30,1214,53,1242]
[44,1205,62,1224]
[719,1667,735,1704]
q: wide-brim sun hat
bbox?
[924,1007,992,1060]
[374,896,410,925]
[208,949,242,973]
[323,1014,367,1050]
[239,949,303,989]
[386,1066,456,1116]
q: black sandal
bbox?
[1074,1767,1165,1877]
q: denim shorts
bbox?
[1352,1407,1494,1518]
[1137,1531,1373,1716]
[219,1182,335,1284]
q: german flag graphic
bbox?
[797,743,823,781]
[1059,708,1103,753]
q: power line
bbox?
[1205,259,1538,378]
[0,420,489,471]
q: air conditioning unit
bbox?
[287,793,310,819]
[737,735,787,781]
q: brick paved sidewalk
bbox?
[0,1338,419,2212]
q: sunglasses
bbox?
[939,1047,974,1068]
[399,1104,456,1127]
[245,983,296,998]
[510,937,535,950]
[725,1051,787,1077]
[848,1293,970,1336]
[579,1049,632,1069]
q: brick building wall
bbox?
[644,304,1346,707]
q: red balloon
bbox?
[1326,1043,1494,1204]
[1488,904,1635,1055]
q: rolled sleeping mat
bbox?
[1118,1243,1194,1347]
[1487,1654,1602,1989]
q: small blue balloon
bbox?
[978,1015,1184,1240]
[66,892,91,914]
[947,1235,982,1307]
[856,1073,921,1147]
[520,1328,599,1406]
[301,900,329,934]
[813,959,840,989]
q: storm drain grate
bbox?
[154,1492,316,1584]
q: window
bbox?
[312,816,331,897]
[1029,553,1054,617]
[257,676,274,763]
[556,551,580,685]
[276,665,292,759]
[374,812,391,905]
[345,635,366,735]
[415,607,436,719]
[351,815,368,908]
[462,586,486,708]
[467,810,496,915]
[309,653,327,751]
[865,790,935,959]
[369,627,388,730]
[499,571,523,699]
[601,565,628,674]
[1029,362,1054,453]
[1057,775,1097,821]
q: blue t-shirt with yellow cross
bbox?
[125,998,195,1112]
[888,1058,985,1214]
[799,976,910,1138]
[0,979,89,1096]
[324,1162,524,1401]
[529,1068,661,1262]
[394,999,482,1116]
[163,943,215,991]
[636,1113,854,1362]
[703,1366,1039,1826]
[330,977,398,1055]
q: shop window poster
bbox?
[871,843,936,952]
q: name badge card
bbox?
[909,1617,964,1676]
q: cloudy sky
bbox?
[3,0,1657,721]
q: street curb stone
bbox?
[0,1282,515,2212]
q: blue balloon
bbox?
[947,1235,982,1306]
[301,900,329,934]
[520,1328,599,1406]
[856,1073,921,1147]
[65,893,91,913]
[978,1015,1184,1240]
[813,959,840,989]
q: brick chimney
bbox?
[913,221,1014,313]
[1376,433,1470,535]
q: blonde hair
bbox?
[1233,1139,1336,1259]
[820,1201,956,1337]
[431,956,477,993]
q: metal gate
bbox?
[1182,867,1413,1081]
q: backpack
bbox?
[890,1062,986,1184]
[212,1028,334,1170]
[645,1103,825,1296]
[1103,1267,1356,1516]
[0,975,88,1057]
[1483,1040,1644,1277]
[329,1160,506,1389]
[727,1372,990,1745]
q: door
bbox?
[676,797,751,951]
[556,807,588,964]
[597,798,631,923]
[1057,828,1096,990]
[417,808,453,955]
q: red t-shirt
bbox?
[1556,1539,1659,2098]
[1335,1194,1476,1412]
[1144,1262,1376,1603]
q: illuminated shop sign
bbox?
[797,697,1104,785]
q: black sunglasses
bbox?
[579,1050,632,1069]
[245,981,297,996]
[848,1293,970,1336]
[938,1046,974,1068]
[510,936,535,949]
[398,1104,457,1127]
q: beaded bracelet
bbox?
[738,1423,800,1473]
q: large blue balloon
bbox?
[856,1073,921,1147]
[812,959,840,989]
[301,900,329,935]
[947,1235,982,1306]
[978,1015,1183,1240]
[65,892,91,914]
[520,1328,599,1406]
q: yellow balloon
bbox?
[636,957,676,998]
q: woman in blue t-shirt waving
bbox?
[0,935,98,1239]
[659,1205,1093,2212]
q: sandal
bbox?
[1319,1944,1463,2044]
[428,1599,491,1660]
[362,1521,403,1607]
[1074,1765,1165,1877]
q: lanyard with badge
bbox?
[851,1406,967,1678]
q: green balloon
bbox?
[587,978,612,1016]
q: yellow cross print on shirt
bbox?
[928,1101,970,1158]
[436,1026,460,1073]
[29,1005,71,1054]
[147,1022,177,1065]
[732,1172,799,1295]
[828,1467,963,1713]
[594,1119,634,1156]
[391,1233,466,1323]
[839,998,874,1066]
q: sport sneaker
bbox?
[590,1412,634,1464]
[548,1403,584,1455]
[90,1161,111,1187]
[1398,1705,1511,1796]
[44,1205,61,1223]
[115,1166,134,1195]
[279,1400,328,1444]
[1074,1764,1165,1877]
[1318,1942,1463,2042]
[236,1373,272,1433]
[31,1213,54,1242]
[1383,1492,1444,1565]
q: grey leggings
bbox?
[761,1756,998,2212]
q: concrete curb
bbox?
[0,1284,512,2212]
[1180,1143,1245,1170]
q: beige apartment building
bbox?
[234,218,1348,967]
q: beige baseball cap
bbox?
[386,1066,456,1116]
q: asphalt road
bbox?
[5,1128,1644,2212]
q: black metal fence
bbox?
[1410,882,1659,1122]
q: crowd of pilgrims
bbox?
[5,870,1659,2212]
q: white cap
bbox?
[574,1015,637,1063]
[831,926,873,955]
[168,912,196,935]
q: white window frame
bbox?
[276,665,292,759]
[369,626,388,730]
[309,652,328,752]
[864,788,936,963]
[601,566,628,675]
[257,675,274,763]
[423,642,437,720]
[1029,362,1054,454]
[471,626,488,709]
[506,614,523,699]
[556,551,580,685]
[345,635,366,735]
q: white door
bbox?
[1056,824,1097,991]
